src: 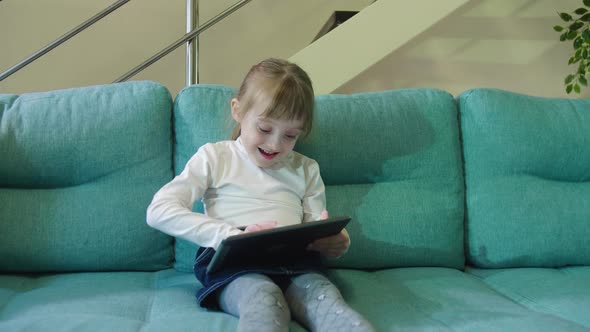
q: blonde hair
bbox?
[231,58,315,140]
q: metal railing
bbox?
[186,0,199,86]
[0,0,131,82]
[0,0,252,85]
[115,0,251,83]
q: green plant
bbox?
[554,0,590,94]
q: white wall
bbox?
[0,0,185,95]
[334,0,586,98]
[0,0,585,98]
[0,0,372,96]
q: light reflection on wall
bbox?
[336,0,587,98]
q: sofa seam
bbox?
[467,272,590,329]
[455,93,469,269]
[0,278,27,320]
[138,272,158,330]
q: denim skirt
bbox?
[193,246,324,309]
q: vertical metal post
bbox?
[186,0,199,85]
[116,0,250,83]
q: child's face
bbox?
[232,98,304,168]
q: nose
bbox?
[267,133,281,150]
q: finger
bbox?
[244,224,261,233]
[320,247,348,258]
[320,210,329,220]
[313,231,349,245]
[311,239,348,250]
[307,240,349,253]
[245,221,278,233]
[257,221,278,230]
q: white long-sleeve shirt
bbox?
[146,138,326,250]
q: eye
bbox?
[257,126,271,134]
[284,131,301,140]
[284,134,298,140]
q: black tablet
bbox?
[206,216,351,274]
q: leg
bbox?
[285,273,375,332]
[217,273,290,332]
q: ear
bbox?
[231,98,241,122]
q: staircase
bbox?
[290,0,470,95]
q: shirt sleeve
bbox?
[146,146,243,250]
[302,160,327,222]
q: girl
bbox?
[147,58,374,332]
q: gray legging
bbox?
[217,272,375,332]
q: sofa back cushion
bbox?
[460,88,590,268]
[0,81,174,272]
[173,85,465,271]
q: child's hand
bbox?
[244,221,278,233]
[308,229,350,258]
[307,210,351,258]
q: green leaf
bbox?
[554,25,565,32]
[570,21,584,31]
[568,30,579,40]
[566,84,574,94]
[584,49,589,59]
[575,7,589,15]
[559,12,574,21]
[583,30,590,41]
[585,0,590,7]
[574,36,585,48]
[580,75,588,86]
[574,83,581,93]
[581,13,590,21]
[565,74,576,84]
[561,31,569,41]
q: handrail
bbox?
[114,0,251,83]
[186,0,199,85]
[0,0,130,82]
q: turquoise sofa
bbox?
[1,81,588,331]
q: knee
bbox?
[242,280,291,315]
[247,280,283,301]
[292,272,330,285]
[292,273,342,294]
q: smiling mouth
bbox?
[258,148,279,160]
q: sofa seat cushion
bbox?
[331,268,588,331]
[468,266,590,328]
[0,269,309,332]
[1,268,587,331]
[329,267,587,331]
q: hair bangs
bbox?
[261,76,314,136]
